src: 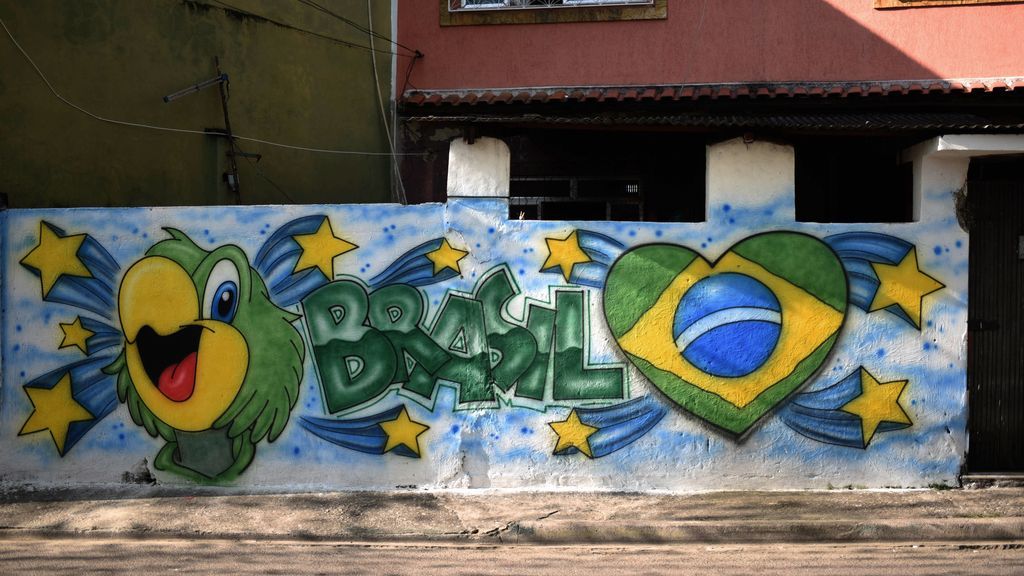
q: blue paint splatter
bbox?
[628,230,636,237]
[955,240,962,248]
[655,230,663,237]
[933,246,942,256]
[259,230,266,235]
[15,325,21,332]
[723,204,731,212]
[488,227,495,234]
[518,268,525,275]
[450,425,460,434]
[728,218,736,224]
[293,447,301,456]
[20,371,26,378]
[118,434,125,440]
[876,348,886,358]
[13,345,19,352]
[382,227,389,233]
[926,320,933,327]
[923,342,932,351]
[701,243,707,248]
[390,224,397,230]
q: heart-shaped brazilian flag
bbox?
[603,232,848,436]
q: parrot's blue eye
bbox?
[203,259,242,323]
[211,281,238,322]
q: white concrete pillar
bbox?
[446,137,510,198]
[903,134,1024,222]
[706,137,795,224]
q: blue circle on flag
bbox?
[672,273,782,378]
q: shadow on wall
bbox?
[398,0,960,89]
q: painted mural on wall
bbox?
[0,199,958,488]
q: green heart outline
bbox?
[603,232,848,436]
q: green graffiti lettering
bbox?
[430,295,493,403]
[367,284,449,398]
[475,270,537,393]
[515,305,555,401]
[302,280,397,413]
[551,290,624,401]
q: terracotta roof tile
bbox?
[403,79,1024,107]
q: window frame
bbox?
[875,0,1023,9]
[440,0,667,26]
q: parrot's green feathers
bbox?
[112,229,306,457]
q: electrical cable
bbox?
[237,145,296,203]
[367,0,409,204]
[208,0,411,58]
[0,16,426,158]
[295,0,420,57]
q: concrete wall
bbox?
[398,0,1024,89]
[0,0,394,208]
[3,134,1011,491]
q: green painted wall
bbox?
[0,0,394,207]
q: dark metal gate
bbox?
[967,157,1024,472]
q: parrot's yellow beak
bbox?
[118,256,248,431]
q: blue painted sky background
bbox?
[0,191,967,489]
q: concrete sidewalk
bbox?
[1,486,1023,544]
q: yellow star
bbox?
[20,222,92,298]
[840,369,912,448]
[869,249,944,329]
[379,407,429,457]
[292,218,358,279]
[19,373,94,455]
[59,317,94,355]
[425,238,469,275]
[541,230,592,282]
[548,409,599,458]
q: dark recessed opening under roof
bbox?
[795,136,915,223]
[506,130,706,222]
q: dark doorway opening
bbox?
[966,155,1024,472]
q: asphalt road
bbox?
[1,538,1022,575]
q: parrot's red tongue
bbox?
[157,351,198,402]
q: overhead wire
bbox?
[295,0,420,57]
[366,0,408,204]
[0,16,426,158]
[208,0,410,58]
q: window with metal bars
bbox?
[440,0,666,25]
[452,0,653,11]
[505,130,705,223]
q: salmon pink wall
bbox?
[397,0,1024,91]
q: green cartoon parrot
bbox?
[104,229,305,483]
